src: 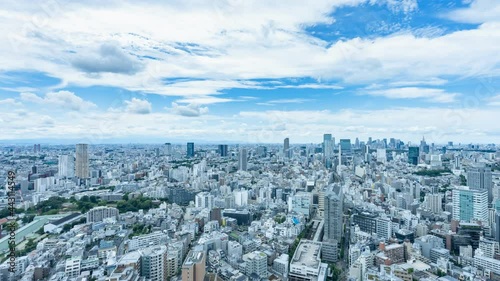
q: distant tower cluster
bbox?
[33,144,41,153]
[75,144,89,179]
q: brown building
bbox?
[182,250,205,281]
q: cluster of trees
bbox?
[288,223,313,264]
[413,169,452,177]
[128,223,152,238]
[274,215,286,224]
[328,264,342,281]
[116,195,159,213]
[0,193,163,222]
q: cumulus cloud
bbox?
[20,91,97,111]
[124,98,152,114]
[168,102,209,117]
[71,43,144,75]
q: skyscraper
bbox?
[324,184,343,242]
[75,144,89,178]
[58,155,75,178]
[238,148,247,171]
[164,143,172,156]
[468,165,493,204]
[283,138,290,158]
[218,144,228,157]
[339,139,352,153]
[408,146,419,165]
[323,134,333,159]
[187,142,194,158]
[452,186,488,224]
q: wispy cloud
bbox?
[361,87,459,103]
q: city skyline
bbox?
[0,0,499,144]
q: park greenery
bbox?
[0,194,160,219]
[413,169,452,177]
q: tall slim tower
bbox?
[238,148,247,171]
[75,144,89,179]
[324,184,343,242]
[187,142,194,158]
[283,138,290,158]
[323,134,333,158]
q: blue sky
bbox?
[0,0,499,144]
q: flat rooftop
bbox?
[291,240,321,269]
[183,250,204,266]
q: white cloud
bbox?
[176,96,236,104]
[168,102,209,117]
[124,98,152,114]
[71,42,144,75]
[267,98,315,104]
[362,87,459,103]
[445,0,500,24]
[0,98,22,106]
[0,0,495,101]
[487,94,500,106]
[20,91,97,111]
[0,104,499,143]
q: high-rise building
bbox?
[218,144,228,157]
[187,142,194,158]
[468,166,493,204]
[376,217,392,241]
[288,192,312,219]
[242,251,267,279]
[238,148,247,171]
[284,138,290,158]
[182,250,205,281]
[164,143,172,156]
[86,206,119,223]
[424,193,443,214]
[408,146,419,165]
[452,186,488,224]
[376,149,387,164]
[58,155,75,178]
[339,139,351,152]
[195,192,214,210]
[323,134,333,159]
[324,184,343,242]
[75,144,89,178]
[140,246,168,281]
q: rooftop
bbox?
[49,213,81,226]
[183,250,204,266]
[291,240,321,269]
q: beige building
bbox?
[182,250,205,281]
